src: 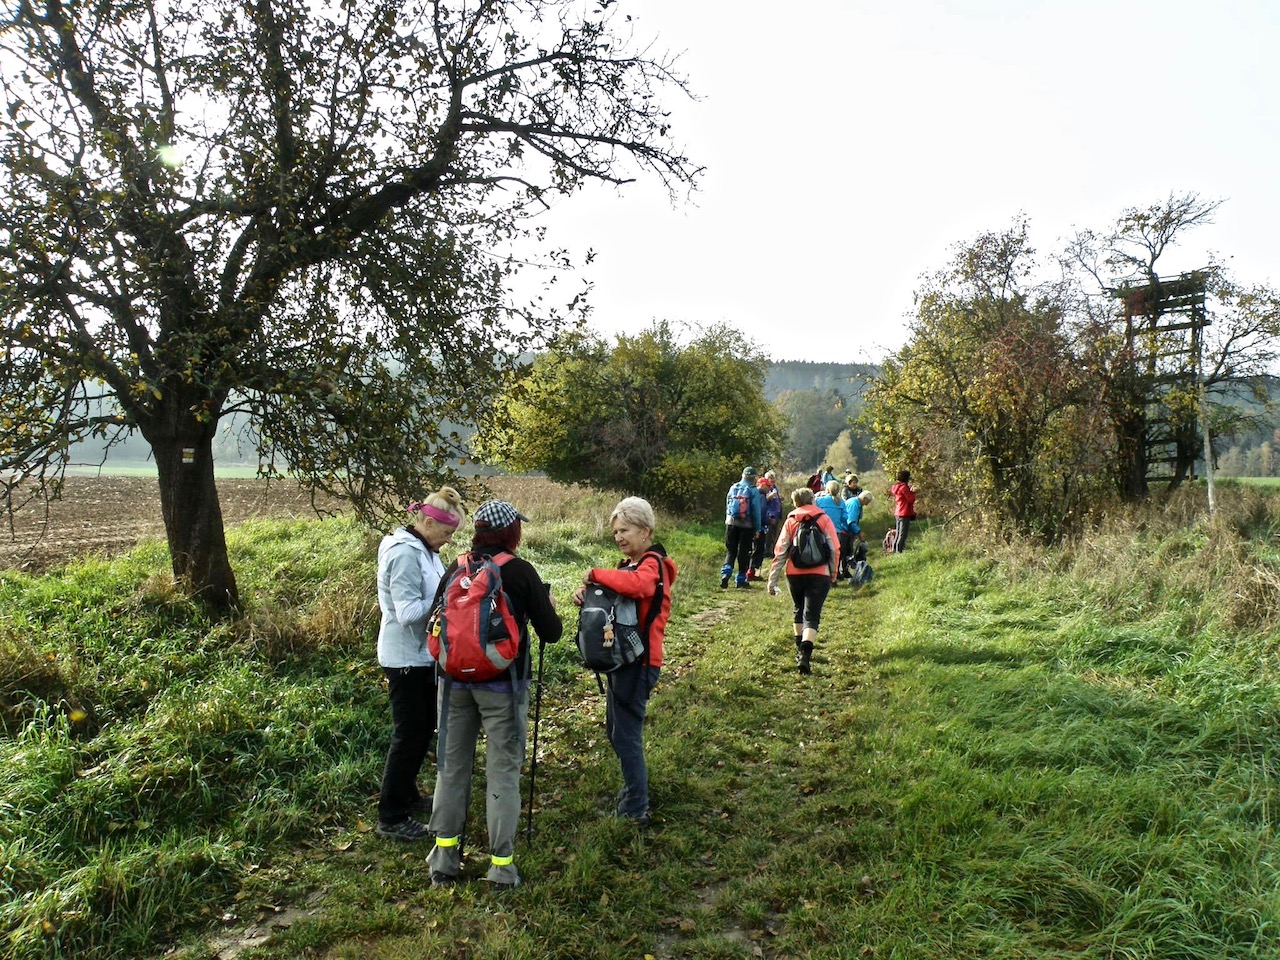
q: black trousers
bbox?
[723,525,755,579]
[379,665,437,824]
[751,520,779,571]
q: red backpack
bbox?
[428,551,521,681]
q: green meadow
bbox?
[3,480,1280,959]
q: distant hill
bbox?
[765,360,879,400]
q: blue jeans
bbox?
[606,661,661,818]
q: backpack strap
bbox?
[636,551,667,662]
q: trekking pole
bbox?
[525,637,547,844]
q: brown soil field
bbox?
[0,474,582,574]
[0,475,347,573]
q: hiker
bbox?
[768,488,840,675]
[720,466,765,589]
[820,465,837,487]
[748,469,783,581]
[814,479,850,579]
[845,490,873,582]
[842,473,862,501]
[427,499,562,890]
[374,486,466,842]
[889,469,918,553]
[572,496,678,826]
[845,489,872,542]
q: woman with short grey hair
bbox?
[573,496,677,826]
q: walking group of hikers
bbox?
[721,464,917,675]
[369,467,916,890]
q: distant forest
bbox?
[766,360,879,474]
[1215,375,1280,477]
[764,360,879,400]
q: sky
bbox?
[531,0,1280,364]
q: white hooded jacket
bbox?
[376,527,446,668]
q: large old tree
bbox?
[0,0,699,608]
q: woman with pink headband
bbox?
[374,486,465,842]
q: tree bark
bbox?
[148,430,240,612]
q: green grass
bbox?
[3,493,1280,959]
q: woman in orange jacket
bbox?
[767,488,840,675]
[573,496,678,825]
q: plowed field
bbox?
[1,475,346,573]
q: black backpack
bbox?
[576,554,666,682]
[790,515,831,568]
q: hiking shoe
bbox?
[720,574,730,589]
[376,817,429,842]
[735,580,750,589]
[431,871,458,888]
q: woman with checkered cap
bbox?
[426,499,562,891]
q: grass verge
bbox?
[2,487,1279,959]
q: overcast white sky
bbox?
[533,0,1280,364]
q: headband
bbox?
[409,501,461,528]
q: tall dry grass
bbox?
[949,480,1280,646]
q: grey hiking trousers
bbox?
[428,681,528,886]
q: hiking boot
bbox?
[720,574,730,589]
[735,579,750,589]
[798,641,813,676]
[376,817,429,842]
[746,569,759,581]
[431,871,458,887]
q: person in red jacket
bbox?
[573,496,678,826]
[889,469,918,553]
[767,488,840,675]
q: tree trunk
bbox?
[149,431,240,612]
[1114,408,1148,501]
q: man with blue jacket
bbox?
[720,466,765,589]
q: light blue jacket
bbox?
[845,496,864,535]
[376,528,446,668]
[814,493,848,533]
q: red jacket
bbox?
[890,481,917,519]
[587,547,677,668]
[768,504,840,592]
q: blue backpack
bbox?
[725,482,753,526]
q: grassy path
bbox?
[285,526,1278,960]
[8,506,1279,959]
